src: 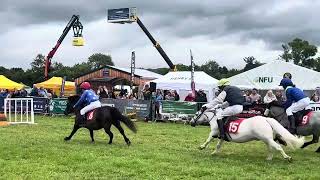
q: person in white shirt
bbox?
[263,90,277,104]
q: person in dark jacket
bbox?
[279,78,310,134]
[195,89,207,111]
[202,78,244,140]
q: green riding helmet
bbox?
[217,78,230,88]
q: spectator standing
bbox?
[164,90,175,101]
[0,89,8,98]
[30,86,39,96]
[311,87,320,102]
[249,88,261,103]
[142,84,152,100]
[195,89,207,110]
[184,91,195,102]
[275,90,285,102]
[97,86,108,98]
[173,90,180,101]
[11,89,20,98]
[38,87,47,97]
[154,89,163,119]
[20,88,28,97]
[263,90,277,104]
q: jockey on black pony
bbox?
[74,82,102,126]
[201,78,244,140]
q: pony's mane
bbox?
[68,95,80,103]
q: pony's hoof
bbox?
[285,157,293,163]
[199,145,205,150]
[64,137,71,141]
[126,140,131,146]
[266,157,273,161]
[211,151,218,156]
[108,141,112,145]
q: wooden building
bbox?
[74,65,162,91]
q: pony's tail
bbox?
[266,118,304,149]
[111,107,137,133]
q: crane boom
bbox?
[44,15,83,79]
[135,17,175,70]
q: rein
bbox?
[203,112,215,122]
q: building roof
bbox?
[109,66,163,79]
[75,65,163,79]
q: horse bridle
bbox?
[201,110,216,123]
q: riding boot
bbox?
[78,115,87,127]
[288,115,296,134]
[217,119,226,140]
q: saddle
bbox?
[85,109,96,121]
[221,116,245,141]
[293,109,313,126]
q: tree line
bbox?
[1,38,319,86]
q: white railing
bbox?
[4,98,35,124]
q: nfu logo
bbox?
[254,77,273,83]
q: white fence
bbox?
[4,98,35,124]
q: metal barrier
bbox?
[4,98,35,124]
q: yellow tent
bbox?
[34,77,76,96]
[0,75,24,90]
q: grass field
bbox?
[0,116,319,179]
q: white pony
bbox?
[190,109,304,161]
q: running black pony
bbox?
[64,95,137,145]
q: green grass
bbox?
[0,116,319,179]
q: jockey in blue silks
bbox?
[279,78,310,134]
[74,82,101,126]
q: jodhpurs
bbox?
[80,101,102,115]
[216,105,243,120]
[286,97,310,116]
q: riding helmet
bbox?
[283,72,292,79]
[279,78,293,87]
[80,82,91,90]
[217,78,230,87]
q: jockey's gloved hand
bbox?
[201,106,207,112]
[214,104,222,109]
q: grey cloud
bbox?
[1,0,320,62]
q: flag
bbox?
[190,50,195,98]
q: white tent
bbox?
[151,71,218,101]
[229,60,320,90]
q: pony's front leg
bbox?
[266,146,274,161]
[64,124,80,141]
[199,130,215,150]
[211,139,224,155]
[89,129,94,142]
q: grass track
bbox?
[0,116,319,179]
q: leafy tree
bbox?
[243,56,263,72]
[280,38,317,69]
[279,44,292,62]
[31,54,45,72]
[88,53,114,69]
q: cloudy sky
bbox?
[1,0,320,70]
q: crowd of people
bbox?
[0,87,58,99]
